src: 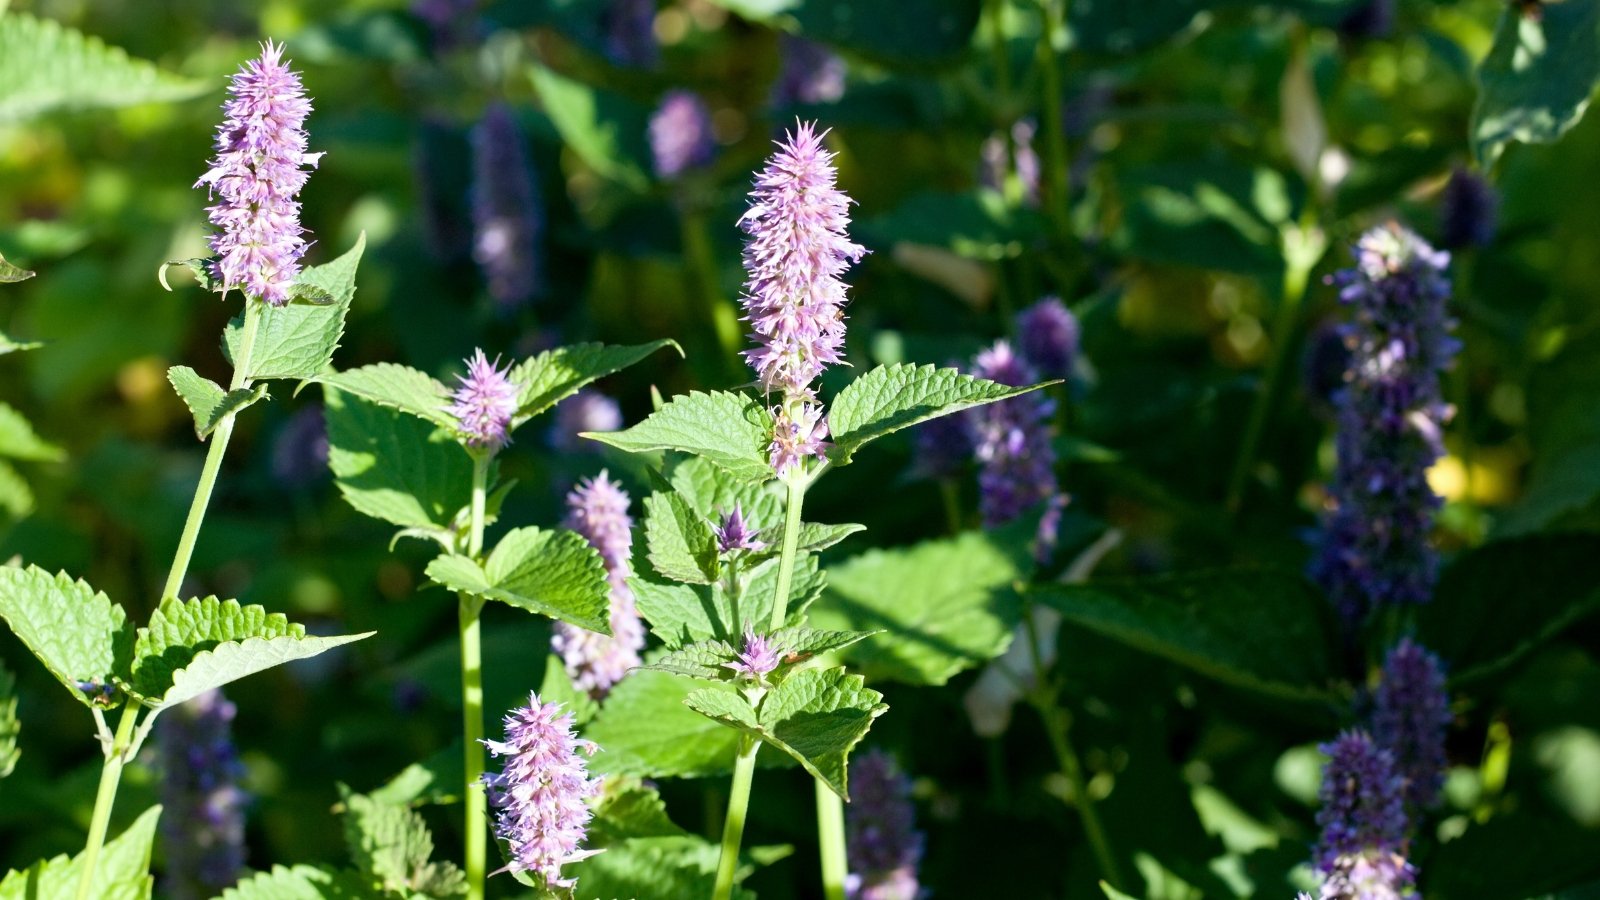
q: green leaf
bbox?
[151,630,372,711]
[0,804,160,900]
[585,671,759,779]
[509,340,680,428]
[1498,333,1600,535]
[1417,535,1600,683]
[0,565,132,708]
[643,489,721,584]
[313,364,454,429]
[528,65,651,190]
[827,364,1051,465]
[638,639,739,682]
[340,791,467,897]
[166,366,267,440]
[219,865,384,900]
[0,12,209,123]
[586,391,774,484]
[128,596,302,699]
[686,667,887,799]
[325,387,474,531]
[1473,1,1600,165]
[0,250,33,284]
[224,234,365,381]
[791,522,867,555]
[0,659,18,780]
[589,777,690,842]
[1424,810,1600,899]
[157,257,223,293]
[806,530,1030,686]
[538,653,599,727]
[645,627,877,684]
[0,460,31,524]
[368,742,464,808]
[1032,568,1339,701]
[425,527,611,632]
[0,330,42,356]
[569,837,756,900]
[0,403,63,461]
[705,0,980,67]
[668,455,784,528]
[632,554,825,648]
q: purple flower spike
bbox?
[553,473,645,697]
[471,103,542,310]
[714,503,767,553]
[549,389,624,452]
[911,399,975,480]
[447,349,519,451]
[772,35,847,107]
[726,629,781,681]
[196,41,321,307]
[1015,296,1079,380]
[1439,168,1498,250]
[1310,224,1457,624]
[603,0,658,68]
[158,689,247,900]
[1373,639,1451,812]
[649,90,716,180]
[970,342,1061,557]
[1313,731,1417,899]
[845,749,923,900]
[483,694,602,890]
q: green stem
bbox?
[712,738,761,900]
[681,208,743,378]
[766,473,807,632]
[460,453,491,900]
[939,479,962,536]
[75,705,140,900]
[1035,0,1072,241]
[816,780,848,900]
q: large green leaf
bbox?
[224,235,365,381]
[0,460,31,524]
[706,0,980,66]
[325,387,474,532]
[584,671,749,779]
[632,554,825,648]
[219,865,384,900]
[314,364,454,429]
[0,659,17,780]
[0,403,64,461]
[128,596,302,699]
[340,791,466,897]
[166,366,267,440]
[587,391,774,484]
[642,488,721,585]
[1033,568,1340,701]
[588,778,690,843]
[528,65,651,189]
[685,667,886,799]
[569,837,755,900]
[1498,334,1600,534]
[0,805,161,900]
[1473,0,1600,165]
[807,530,1029,686]
[509,340,680,428]
[0,566,132,708]
[1425,811,1600,899]
[151,630,372,711]
[0,12,209,123]
[668,455,784,528]
[426,527,611,632]
[827,364,1049,465]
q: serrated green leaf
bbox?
[313,364,454,429]
[224,234,364,381]
[0,565,132,708]
[219,864,384,900]
[151,631,372,711]
[643,489,721,584]
[1472,1,1600,165]
[807,530,1030,686]
[686,667,887,799]
[568,837,757,900]
[368,742,463,808]
[166,366,267,440]
[509,340,680,428]
[0,804,160,900]
[639,639,739,681]
[632,554,825,648]
[157,257,223,293]
[667,455,785,529]
[791,522,866,555]
[0,250,33,284]
[0,460,35,523]
[0,659,18,779]
[766,626,878,672]
[325,387,474,531]
[0,12,209,123]
[341,791,467,897]
[589,777,690,842]
[587,391,774,484]
[129,596,303,699]
[586,670,783,779]
[1032,568,1339,701]
[0,403,63,461]
[426,527,611,632]
[828,363,1051,465]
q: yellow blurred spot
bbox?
[117,356,169,405]
[655,8,688,45]
[1428,451,1517,505]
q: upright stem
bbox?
[816,780,848,900]
[712,737,761,900]
[460,453,491,900]
[75,705,141,900]
[681,207,743,377]
[765,473,807,632]
[1035,0,1072,241]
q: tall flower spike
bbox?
[970,341,1062,557]
[1372,639,1451,812]
[552,473,645,697]
[845,749,924,900]
[649,90,716,180]
[196,41,321,307]
[483,694,601,889]
[471,103,542,310]
[447,349,519,451]
[158,690,247,900]
[1313,731,1417,900]
[1438,167,1498,250]
[771,35,847,107]
[1015,296,1079,380]
[1310,224,1456,624]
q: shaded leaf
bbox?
[828,364,1049,465]
[586,391,773,484]
[643,488,721,585]
[0,805,161,900]
[314,364,454,429]
[0,403,63,462]
[325,387,474,531]
[0,660,17,779]
[632,554,825,648]
[1473,1,1600,165]
[340,791,466,897]
[510,340,680,428]
[0,565,132,709]
[0,12,209,123]
[425,527,611,632]
[166,366,267,440]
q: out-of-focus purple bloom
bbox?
[979,120,1040,206]
[1303,319,1354,418]
[392,678,429,714]
[483,694,601,889]
[602,0,658,68]
[271,405,329,489]
[471,103,542,310]
[845,749,923,900]
[447,349,520,451]
[552,473,644,697]
[159,689,247,900]
[772,35,847,107]
[196,41,321,307]
[1313,731,1416,900]
[970,342,1060,555]
[1016,297,1079,380]
[911,399,975,481]
[411,0,482,52]
[725,629,781,681]
[714,504,767,554]
[1438,168,1497,250]
[649,90,716,179]
[1372,639,1451,812]
[548,389,623,453]
[413,120,472,263]
[1309,225,1456,624]
[1340,0,1395,39]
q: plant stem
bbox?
[460,453,491,900]
[1035,0,1072,242]
[75,704,140,900]
[681,207,743,378]
[816,779,848,900]
[712,737,761,900]
[765,472,808,632]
